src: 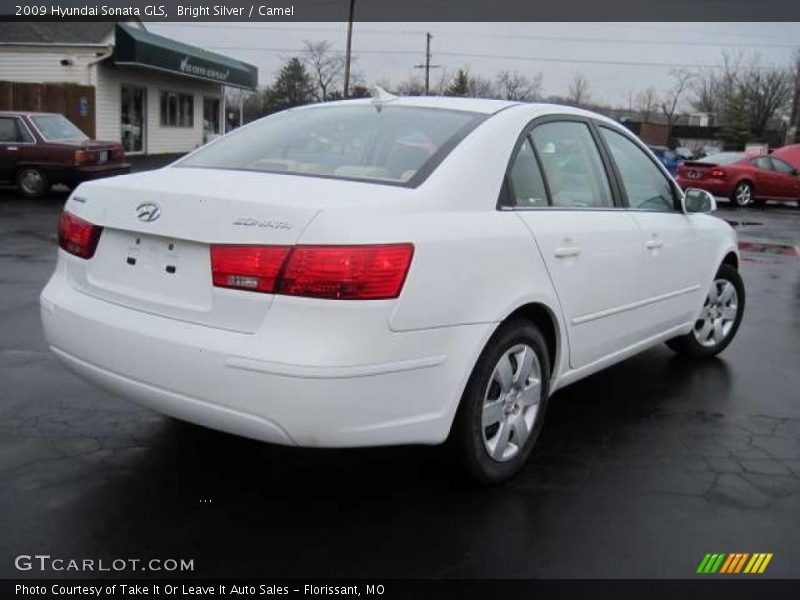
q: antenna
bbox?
[371,85,398,105]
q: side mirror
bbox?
[682,188,716,214]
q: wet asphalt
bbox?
[1,184,799,579]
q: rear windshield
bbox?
[177,104,486,186]
[698,152,744,165]
[30,115,88,141]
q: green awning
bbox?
[113,23,257,90]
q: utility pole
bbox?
[413,32,441,95]
[789,50,800,144]
[343,0,355,98]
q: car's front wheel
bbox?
[732,181,753,207]
[16,167,49,199]
[452,319,550,484]
[666,263,745,358]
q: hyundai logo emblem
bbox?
[136,202,161,222]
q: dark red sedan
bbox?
[0,111,129,198]
[675,151,800,207]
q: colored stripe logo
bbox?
[696,553,773,574]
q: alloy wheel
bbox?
[693,278,738,348]
[734,183,752,206]
[481,344,541,462]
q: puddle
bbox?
[738,241,799,257]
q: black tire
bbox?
[16,167,49,199]
[731,181,753,208]
[451,319,551,484]
[666,263,745,358]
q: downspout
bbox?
[86,46,114,141]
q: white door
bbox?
[508,120,645,369]
[597,126,709,334]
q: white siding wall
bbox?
[0,47,99,84]
[94,62,220,154]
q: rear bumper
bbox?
[675,176,729,197]
[48,163,131,186]
[40,257,492,447]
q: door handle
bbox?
[554,246,581,258]
[7,146,18,151]
[645,240,664,250]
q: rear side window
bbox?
[507,139,548,207]
[0,117,32,143]
[531,121,613,208]
[178,105,486,187]
[752,156,772,170]
[600,127,675,212]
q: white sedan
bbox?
[41,97,744,483]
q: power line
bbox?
[206,45,776,71]
[155,23,800,49]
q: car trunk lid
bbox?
[63,167,329,333]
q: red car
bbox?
[675,151,800,207]
[772,143,800,170]
[0,111,129,198]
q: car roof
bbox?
[0,111,60,117]
[297,96,620,119]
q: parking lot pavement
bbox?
[1,190,799,579]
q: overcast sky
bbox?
[149,22,800,107]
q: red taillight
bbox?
[58,211,102,259]
[279,244,414,300]
[74,150,91,166]
[211,245,291,293]
[210,243,414,300]
[710,169,725,178]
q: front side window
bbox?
[507,138,548,207]
[530,121,613,208]
[178,105,485,186]
[0,117,33,143]
[29,115,86,141]
[160,91,194,127]
[601,127,675,212]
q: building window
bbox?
[160,91,194,128]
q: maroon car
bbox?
[0,111,129,198]
[772,144,800,170]
[675,151,800,207]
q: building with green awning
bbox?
[113,24,257,90]
[0,21,259,155]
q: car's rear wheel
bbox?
[17,167,49,199]
[451,319,550,484]
[732,181,753,207]
[666,264,745,358]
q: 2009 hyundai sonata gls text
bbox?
[41,97,744,482]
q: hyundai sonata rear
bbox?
[41,98,743,483]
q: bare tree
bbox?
[690,52,793,144]
[495,70,543,101]
[466,74,496,99]
[302,40,345,102]
[635,87,659,123]
[740,64,793,137]
[567,73,591,106]
[394,75,427,96]
[660,68,693,133]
